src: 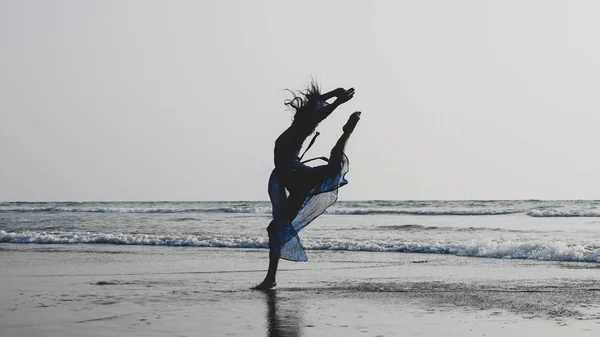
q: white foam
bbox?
[0,207,55,212]
[2,230,599,263]
[0,206,271,214]
[2,201,599,218]
[527,209,600,217]
[0,206,515,215]
[327,208,520,216]
[0,230,268,248]
[302,239,600,263]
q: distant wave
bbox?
[377,224,444,231]
[0,207,57,212]
[329,209,521,216]
[168,217,202,222]
[0,206,272,214]
[527,209,600,217]
[375,224,535,233]
[2,230,599,263]
[0,206,519,216]
[3,204,600,217]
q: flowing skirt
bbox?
[267,154,349,261]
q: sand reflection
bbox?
[264,291,304,337]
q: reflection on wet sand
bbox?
[264,290,303,337]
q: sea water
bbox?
[2,200,600,263]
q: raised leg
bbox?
[329,111,361,170]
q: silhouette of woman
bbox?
[254,82,360,289]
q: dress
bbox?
[267,101,350,261]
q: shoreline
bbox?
[2,244,600,336]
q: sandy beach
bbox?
[2,243,600,336]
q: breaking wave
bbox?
[526,209,600,217]
[0,206,519,216]
[0,230,267,248]
[330,209,521,216]
[375,224,538,233]
[2,202,600,217]
[2,230,599,263]
[0,206,272,214]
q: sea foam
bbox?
[0,206,520,216]
[526,209,600,217]
[0,206,272,214]
[2,230,599,263]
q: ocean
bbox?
[2,200,600,263]
[4,200,600,335]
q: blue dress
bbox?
[267,101,350,261]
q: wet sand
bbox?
[1,243,600,336]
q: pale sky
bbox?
[2,0,600,201]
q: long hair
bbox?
[284,80,321,120]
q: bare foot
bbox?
[252,280,277,290]
[343,111,361,134]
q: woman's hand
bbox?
[335,88,355,105]
[310,88,355,123]
[332,87,346,96]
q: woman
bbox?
[254,82,361,290]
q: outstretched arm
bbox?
[320,88,354,103]
[319,88,344,102]
[310,88,355,123]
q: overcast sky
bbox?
[2,0,600,201]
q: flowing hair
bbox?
[284,80,321,120]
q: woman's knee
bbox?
[327,152,344,172]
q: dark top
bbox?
[273,101,329,171]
